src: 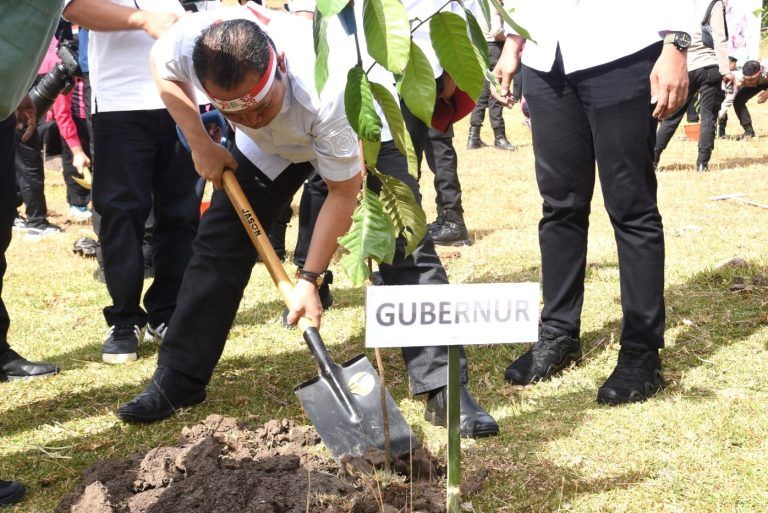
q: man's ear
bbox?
[277,52,287,73]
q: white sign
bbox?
[365,283,540,348]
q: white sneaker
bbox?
[25,222,63,239]
[143,323,167,344]
[68,205,92,223]
[12,217,28,232]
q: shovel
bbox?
[221,170,418,462]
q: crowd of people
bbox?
[0,0,762,507]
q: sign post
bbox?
[366,283,539,512]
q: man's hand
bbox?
[722,72,735,85]
[190,139,238,189]
[491,35,524,108]
[72,148,91,174]
[15,95,36,143]
[650,44,689,120]
[757,90,768,104]
[285,279,323,328]
[439,73,457,102]
[133,10,180,39]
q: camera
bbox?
[28,39,82,120]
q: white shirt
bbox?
[152,4,360,182]
[64,0,186,112]
[505,0,695,74]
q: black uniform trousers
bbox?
[158,141,468,395]
[469,41,505,132]
[730,82,768,133]
[92,109,198,328]
[424,125,462,216]
[0,115,17,353]
[14,118,48,227]
[655,65,724,166]
[523,44,666,353]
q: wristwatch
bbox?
[296,268,324,287]
[663,31,691,51]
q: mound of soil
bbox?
[56,415,486,513]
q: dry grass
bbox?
[2,97,768,512]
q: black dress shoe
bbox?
[117,366,206,423]
[696,162,709,172]
[466,126,486,150]
[424,386,499,438]
[493,133,516,151]
[0,349,60,381]
[596,349,665,405]
[505,325,581,385]
[0,480,25,506]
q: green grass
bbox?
[3,104,768,512]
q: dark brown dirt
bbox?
[56,415,486,513]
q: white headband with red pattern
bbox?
[206,45,277,113]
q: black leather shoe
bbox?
[505,325,581,385]
[281,271,334,327]
[0,349,60,381]
[0,480,25,506]
[493,134,516,151]
[424,386,499,438]
[696,162,709,172]
[596,349,665,405]
[117,366,206,423]
[466,126,486,150]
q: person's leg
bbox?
[696,66,725,170]
[0,115,60,380]
[14,122,50,229]
[118,153,311,423]
[0,116,16,353]
[425,126,470,246]
[467,80,489,149]
[294,172,328,268]
[143,110,199,330]
[733,86,760,136]
[92,111,156,334]
[373,141,496,437]
[576,44,666,403]
[504,53,592,385]
[653,68,700,166]
[488,43,515,151]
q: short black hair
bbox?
[728,56,738,63]
[742,60,761,77]
[193,19,273,91]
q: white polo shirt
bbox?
[64,0,186,112]
[152,3,363,182]
[505,0,695,74]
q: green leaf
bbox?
[362,0,411,74]
[476,0,491,31]
[400,41,436,127]
[363,139,381,167]
[488,0,535,42]
[370,82,418,179]
[344,65,382,142]
[464,8,490,70]
[313,11,329,95]
[338,188,397,285]
[316,0,348,17]
[369,168,427,257]
[429,12,485,101]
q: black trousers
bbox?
[655,65,724,165]
[731,82,768,132]
[92,109,198,327]
[469,41,505,132]
[0,115,17,353]
[403,102,462,217]
[60,115,91,208]
[14,118,47,226]
[159,141,468,395]
[523,44,665,352]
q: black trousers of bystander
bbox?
[0,115,17,352]
[523,43,666,353]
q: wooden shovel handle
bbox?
[221,170,314,332]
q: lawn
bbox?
[2,102,768,512]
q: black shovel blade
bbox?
[295,353,419,462]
